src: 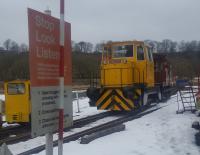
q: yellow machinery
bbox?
[4,80,31,124]
[87,41,161,111]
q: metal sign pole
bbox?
[46,132,53,155]
[43,8,53,155]
[58,0,65,155]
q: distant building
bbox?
[0,47,4,51]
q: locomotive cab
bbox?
[101,41,154,88]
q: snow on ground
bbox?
[8,113,119,155]
[35,95,200,155]
[2,92,200,155]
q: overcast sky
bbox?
[0,0,200,46]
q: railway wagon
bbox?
[3,80,31,124]
[153,53,175,99]
[87,41,174,111]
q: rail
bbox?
[0,112,112,146]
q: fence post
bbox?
[76,92,80,113]
[198,75,200,92]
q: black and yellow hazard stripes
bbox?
[132,89,143,108]
[96,88,142,111]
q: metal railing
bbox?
[89,73,99,88]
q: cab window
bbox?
[137,46,144,60]
[113,45,133,58]
[147,47,153,62]
[7,83,25,95]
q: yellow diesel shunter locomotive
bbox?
[4,80,31,124]
[87,41,163,111]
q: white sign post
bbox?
[58,0,65,155]
[28,8,72,155]
[46,132,53,155]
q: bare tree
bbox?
[19,43,28,52]
[10,41,19,52]
[71,40,76,52]
[197,41,200,51]
[3,39,12,50]
[74,43,81,52]
[76,41,93,53]
[85,42,93,53]
[156,39,177,53]
[178,41,186,52]
[95,43,104,53]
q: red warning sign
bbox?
[28,8,71,87]
[28,8,73,137]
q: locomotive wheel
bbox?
[87,88,100,107]
[89,100,96,107]
[87,88,100,100]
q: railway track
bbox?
[0,111,113,145]
[0,125,29,140]
[18,104,162,155]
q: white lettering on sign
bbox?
[35,15,54,32]
[34,16,58,62]
[36,31,56,44]
[28,8,73,137]
[36,63,59,80]
[36,47,59,60]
